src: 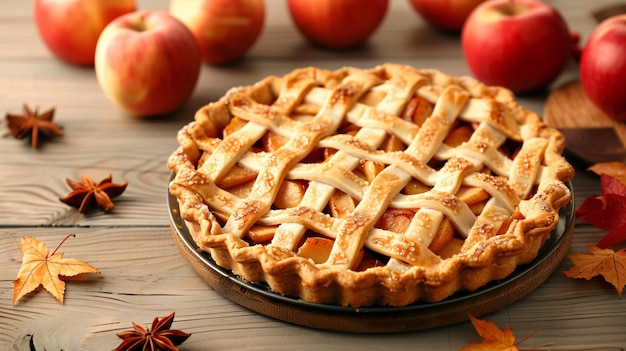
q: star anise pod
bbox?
[115,312,191,351]
[59,174,128,213]
[5,103,64,148]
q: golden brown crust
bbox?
[167,64,574,307]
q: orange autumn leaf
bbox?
[13,235,99,304]
[588,161,626,185]
[564,245,626,297]
[460,314,519,351]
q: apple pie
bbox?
[167,64,574,307]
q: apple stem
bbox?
[501,0,524,16]
[136,15,148,32]
[50,234,76,257]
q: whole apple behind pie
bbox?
[167,64,574,307]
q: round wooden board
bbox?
[168,186,574,333]
[544,80,626,163]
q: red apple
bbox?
[288,0,389,50]
[34,0,136,66]
[409,0,487,31]
[461,0,572,93]
[580,15,626,121]
[170,0,265,65]
[95,10,201,117]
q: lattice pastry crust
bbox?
[167,64,574,307]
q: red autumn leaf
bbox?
[564,246,626,297]
[576,174,626,247]
[576,194,608,228]
[460,314,519,351]
[600,173,626,196]
[577,192,626,231]
[598,223,626,249]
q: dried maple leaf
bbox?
[116,312,191,351]
[5,103,64,148]
[588,161,626,185]
[460,314,519,351]
[59,173,128,213]
[564,245,626,297]
[13,235,99,304]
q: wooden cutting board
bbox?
[544,80,626,163]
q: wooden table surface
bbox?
[2,0,625,349]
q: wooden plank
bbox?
[1,221,625,350]
[0,165,171,226]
